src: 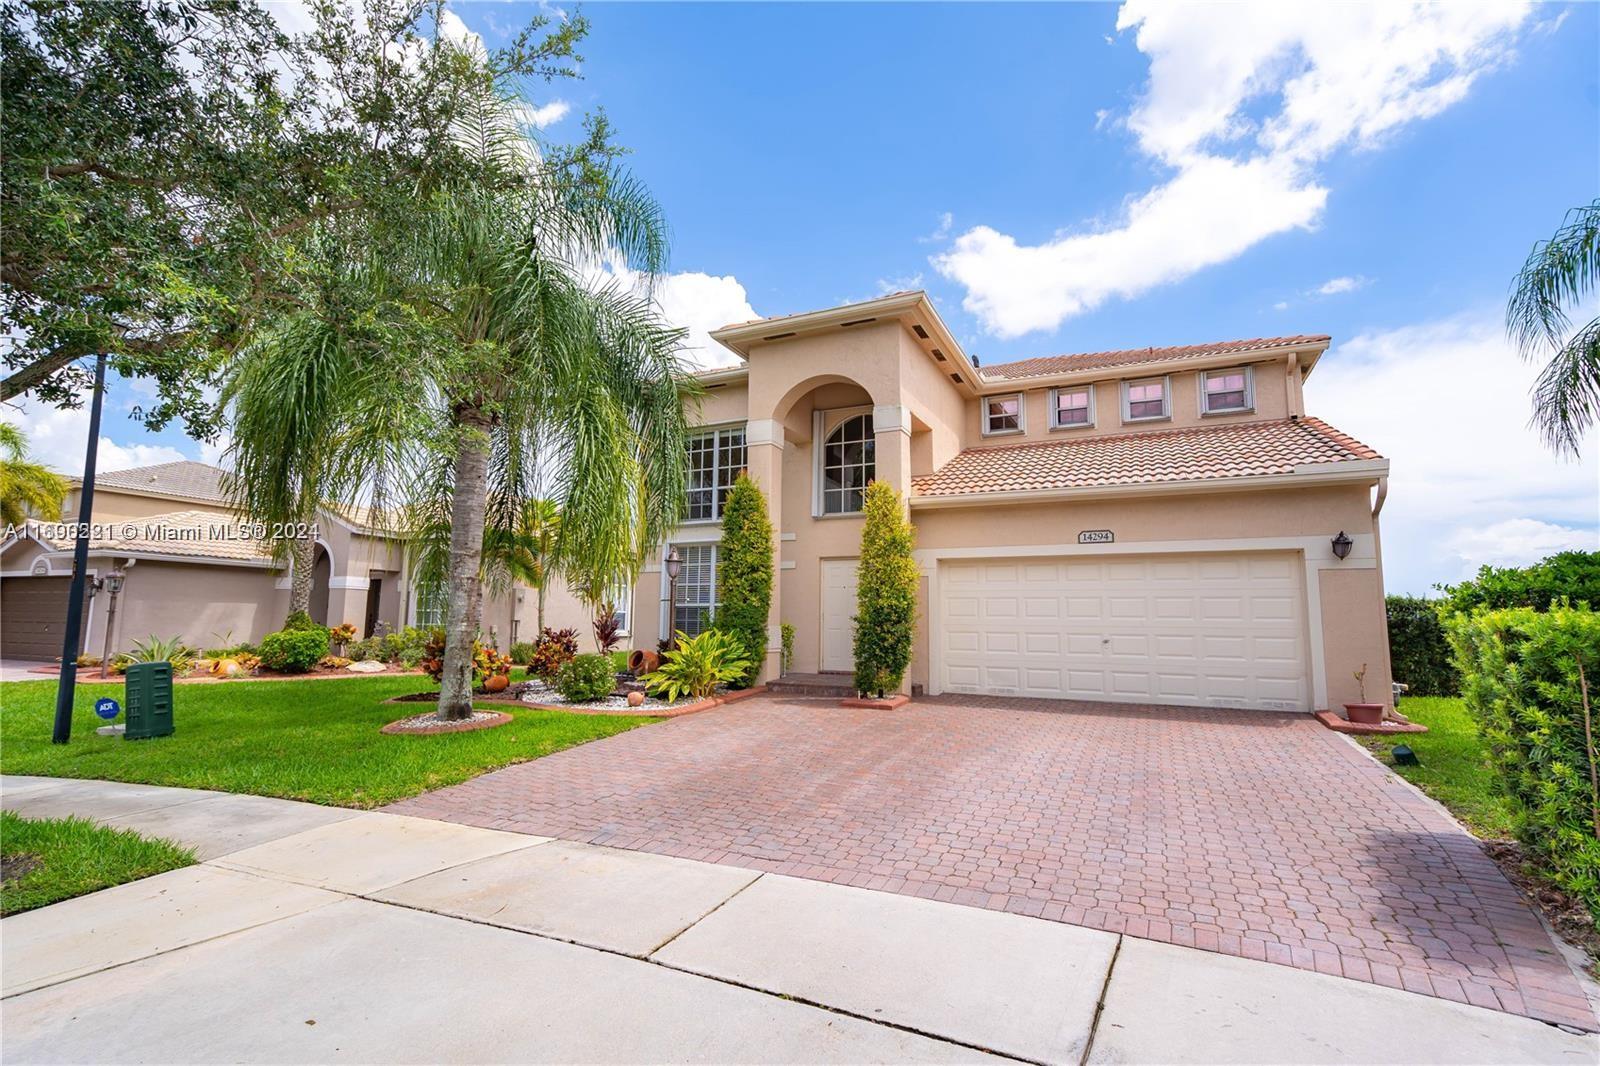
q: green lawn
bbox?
[1359,696,1517,839]
[1,811,196,915]
[0,676,653,808]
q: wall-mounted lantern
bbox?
[1331,531,1353,561]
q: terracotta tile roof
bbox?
[29,509,275,563]
[979,335,1330,382]
[910,417,1381,498]
[84,461,231,502]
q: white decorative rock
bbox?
[345,660,386,673]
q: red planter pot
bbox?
[1344,702,1384,725]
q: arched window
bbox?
[821,414,874,514]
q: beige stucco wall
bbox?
[100,560,282,651]
[62,488,235,523]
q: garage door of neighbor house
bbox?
[937,552,1309,712]
[0,576,89,662]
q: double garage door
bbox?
[938,552,1308,712]
[0,576,87,662]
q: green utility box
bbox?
[123,661,174,740]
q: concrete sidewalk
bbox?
[2,777,1595,1065]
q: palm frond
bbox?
[1508,200,1600,357]
[1529,315,1600,458]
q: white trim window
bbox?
[820,413,875,515]
[610,581,632,636]
[414,577,446,628]
[982,393,1024,435]
[686,425,747,521]
[1201,366,1253,415]
[1122,377,1170,422]
[671,544,717,636]
[1050,386,1094,430]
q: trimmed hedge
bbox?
[853,481,917,698]
[554,653,617,703]
[1386,595,1457,696]
[258,627,331,673]
[714,474,774,688]
[1446,605,1600,921]
[1438,550,1600,614]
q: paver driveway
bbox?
[388,694,1595,1030]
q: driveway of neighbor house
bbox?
[4,777,1596,1065]
[388,694,1598,1032]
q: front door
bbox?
[363,577,383,637]
[820,558,858,672]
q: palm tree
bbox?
[1508,200,1600,456]
[0,423,67,525]
[227,58,693,720]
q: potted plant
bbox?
[1344,663,1384,725]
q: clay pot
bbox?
[627,690,645,708]
[627,649,660,675]
[484,673,510,693]
[1344,703,1384,725]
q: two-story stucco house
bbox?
[617,290,1393,714]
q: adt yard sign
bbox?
[94,697,121,721]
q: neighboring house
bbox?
[0,461,559,661]
[609,290,1393,713]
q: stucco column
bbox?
[745,418,784,683]
[325,579,370,638]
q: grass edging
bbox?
[0,811,195,915]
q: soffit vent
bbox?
[912,324,929,339]
[762,331,797,341]
[931,348,947,362]
[839,317,877,328]
[950,373,964,384]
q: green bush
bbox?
[853,481,917,697]
[381,627,428,661]
[714,474,774,687]
[1438,551,1600,614]
[780,622,795,675]
[641,630,752,701]
[346,636,384,662]
[282,609,322,632]
[258,627,331,673]
[1386,595,1457,696]
[553,653,617,703]
[508,641,538,665]
[1446,605,1600,921]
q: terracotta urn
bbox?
[627,649,660,675]
[484,673,510,693]
[627,690,645,707]
[1343,702,1384,725]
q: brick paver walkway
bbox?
[387,694,1596,1030]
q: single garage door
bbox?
[0,576,88,662]
[938,553,1308,712]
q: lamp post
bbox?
[99,564,125,679]
[664,547,682,650]
[52,351,107,744]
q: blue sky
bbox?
[12,1,1599,595]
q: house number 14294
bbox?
[1078,530,1114,544]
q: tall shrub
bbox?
[715,474,774,687]
[853,482,917,698]
[1386,595,1457,696]
[1446,605,1600,920]
[1438,551,1600,614]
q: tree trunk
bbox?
[437,410,493,720]
[537,582,547,634]
[288,534,315,619]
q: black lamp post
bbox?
[98,563,126,679]
[664,547,682,650]
[52,351,108,744]
[1331,531,1353,561]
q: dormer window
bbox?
[1050,386,1094,429]
[1201,367,1253,415]
[1123,377,1170,422]
[983,394,1023,435]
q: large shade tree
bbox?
[228,56,694,719]
[1508,199,1600,457]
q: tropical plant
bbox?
[113,635,196,675]
[1507,200,1600,456]
[257,627,330,674]
[329,622,357,654]
[345,637,385,662]
[853,482,918,698]
[592,603,624,655]
[0,423,67,526]
[714,474,774,688]
[509,641,538,665]
[640,630,753,702]
[528,627,579,680]
[226,58,694,722]
[1446,605,1600,920]
[553,653,617,703]
[780,622,796,675]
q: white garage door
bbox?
[938,553,1308,712]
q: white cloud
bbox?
[1273,300,1290,312]
[3,399,188,479]
[1315,275,1369,296]
[918,212,953,244]
[1310,312,1598,593]
[935,1,1533,337]
[1445,518,1596,571]
[520,99,571,129]
[877,273,925,296]
[590,256,759,371]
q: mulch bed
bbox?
[1481,840,1600,973]
[380,710,513,735]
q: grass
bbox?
[1359,696,1517,839]
[0,675,654,808]
[1,811,196,915]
